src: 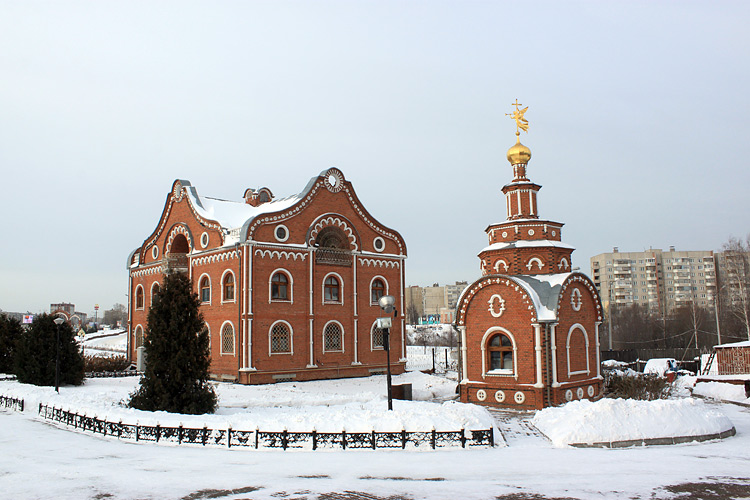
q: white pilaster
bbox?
[460,326,468,383]
[533,323,543,388]
[550,322,559,387]
[595,321,602,379]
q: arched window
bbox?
[323,322,343,352]
[222,272,235,302]
[135,286,144,310]
[270,321,292,354]
[221,322,235,354]
[324,275,340,303]
[199,275,211,303]
[488,333,513,371]
[150,282,160,306]
[134,325,144,348]
[271,272,290,301]
[371,278,386,304]
[566,324,590,376]
[371,321,385,350]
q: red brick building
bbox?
[127,168,407,384]
[455,108,603,409]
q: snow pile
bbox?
[643,358,676,377]
[532,398,733,447]
[0,371,494,437]
[694,382,749,404]
[601,359,638,377]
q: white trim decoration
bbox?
[322,272,344,305]
[274,224,290,243]
[253,249,307,261]
[269,320,294,356]
[373,236,385,253]
[480,327,518,380]
[220,269,236,303]
[200,232,209,249]
[369,275,389,305]
[269,268,293,303]
[322,320,345,353]
[487,294,506,318]
[566,323,590,377]
[135,284,145,310]
[198,273,212,305]
[219,320,236,356]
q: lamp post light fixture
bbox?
[53,317,65,393]
[377,295,397,411]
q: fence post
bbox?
[342,430,347,450]
[372,430,376,450]
[255,428,259,449]
[312,430,317,451]
[156,424,161,443]
[282,429,288,451]
[431,428,436,449]
[401,429,406,449]
[19,399,23,412]
[118,421,123,439]
[460,428,466,448]
[227,427,232,448]
[489,427,495,447]
[202,426,207,446]
[135,422,139,442]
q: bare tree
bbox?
[720,236,750,341]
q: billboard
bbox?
[22,315,33,324]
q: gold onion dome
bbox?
[507,136,531,165]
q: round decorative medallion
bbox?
[151,246,159,259]
[172,181,183,202]
[487,294,506,318]
[502,231,508,238]
[494,390,506,403]
[551,230,556,236]
[275,224,289,242]
[587,385,595,397]
[565,389,573,401]
[476,389,487,401]
[373,237,385,252]
[200,232,209,249]
[576,387,584,399]
[514,391,525,404]
[528,229,535,236]
[324,168,345,193]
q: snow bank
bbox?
[532,398,733,447]
[694,381,750,404]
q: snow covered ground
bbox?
[2,372,750,499]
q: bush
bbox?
[84,355,129,373]
[0,314,22,374]
[14,314,85,387]
[604,372,671,400]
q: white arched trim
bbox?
[219,320,236,356]
[135,284,145,310]
[369,275,389,305]
[494,259,509,272]
[558,257,570,270]
[370,320,385,351]
[150,281,161,306]
[197,273,212,305]
[133,324,145,348]
[480,327,518,380]
[269,320,294,356]
[566,323,590,377]
[322,320,345,353]
[526,257,545,271]
[269,268,293,303]
[322,271,344,305]
[220,269,236,304]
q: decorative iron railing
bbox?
[37,403,494,450]
[0,394,24,412]
[315,248,353,266]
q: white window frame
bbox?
[269,268,293,303]
[481,327,518,379]
[369,275,389,305]
[135,284,145,310]
[370,320,385,351]
[134,324,145,348]
[220,269,236,304]
[219,320,235,355]
[269,320,294,356]
[150,281,161,306]
[198,273,212,305]
[322,320,345,353]
[566,323,590,377]
[322,272,344,305]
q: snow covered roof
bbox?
[511,273,571,321]
[715,340,750,349]
[480,240,575,254]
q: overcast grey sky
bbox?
[2,1,749,317]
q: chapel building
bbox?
[127,168,407,384]
[455,103,603,410]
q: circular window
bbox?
[373,237,385,253]
[151,246,159,259]
[587,385,595,397]
[514,391,525,404]
[323,168,344,193]
[275,225,289,242]
[528,229,535,236]
[576,387,585,399]
[200,232,209,249]
[565,389,573,401]
[551,230,557,236]
[502,231,508,238]
[494,390,506,403]
[476,389,487,401]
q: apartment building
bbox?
[590,246,717,316]
[405,281,469,324]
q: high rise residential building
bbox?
[404,281,469,324]
[590,246,717,316]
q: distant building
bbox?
[404,281,469,324]
[590,246,717,316]
[50,303,88,330]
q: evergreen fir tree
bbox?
[129,271,217,414]
[14,314,85,386]
[0,314,22,374]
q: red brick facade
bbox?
[127,168,407,384]
[455,130,603,410]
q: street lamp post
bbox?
[53,317,64,393]
[378,295,398,411]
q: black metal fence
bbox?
[0,394,24,412]
[38,403,494,450]
[85,371,140,378]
